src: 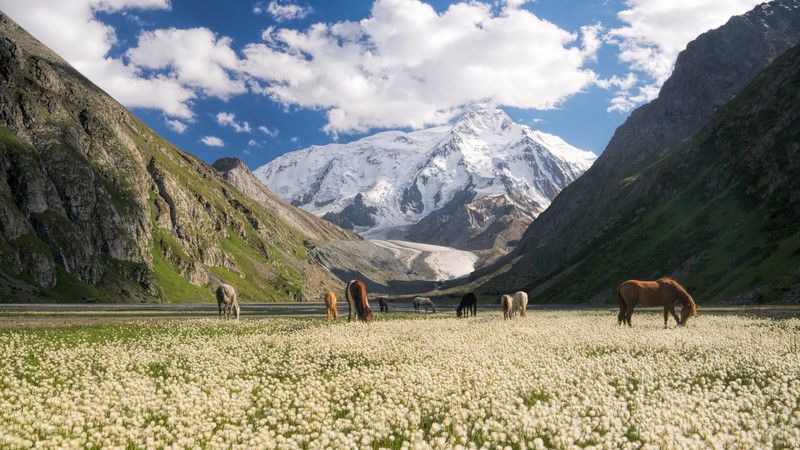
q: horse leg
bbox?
[625,304,634,327]
[669,305,682,326]
[663,307,669,329]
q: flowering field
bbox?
[1,311,799,449]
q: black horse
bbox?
[456,292,478,317]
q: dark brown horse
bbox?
[617,278,698,328]
[346,279,373,323]
[457,292,477,317]
[376,297,389,313]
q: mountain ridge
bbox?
[475,0,800,303]
[0,12,345,303]
[255,108,595,260]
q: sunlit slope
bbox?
[0,13,339,302]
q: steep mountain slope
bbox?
[0,13,339,303]
[255,109,595,258]
[212,157,357,243]
[480,0,800,296]
[494,42,800,304]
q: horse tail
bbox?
[345,280,356,321]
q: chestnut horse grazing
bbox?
[617,278,698,327]
[512,291,528,318]
[457,292,477,317]
[346,280,373,323]
[500,294,513,320]
[216,283,240,320]
[324,291,338,320]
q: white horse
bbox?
[500,294,513,320]
[512,291,528,318]
[216,283,240,320]
[413,297,436,313]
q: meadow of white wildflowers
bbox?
[0,311,798,449]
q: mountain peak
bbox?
[256,107,594,248]
[452,108,514,135]
[212,157,248,173]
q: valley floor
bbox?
[1,310,798,448]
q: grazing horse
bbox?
[346,280,373,323]
[324,291,338,320]
[500,294,513,320]
[617,278,698,328]
[376,297,389,313]
[216,283,240,320]
[413,297,436,313]
[457,292,478,317]
[512,291,528,318]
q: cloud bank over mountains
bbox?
[0,0,765,134]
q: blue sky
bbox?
[1,0,765,169]
[118,0,630,165]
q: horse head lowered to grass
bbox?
[346,279,373,323]
[324,290,338,320]
[457,292,477,317]
[216,283,240,320]
[617,278,697,328]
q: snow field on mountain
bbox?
[370,240,478,280]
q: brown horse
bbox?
[324,291,338,320]
[376,297,389,313]
[617,278,698,328]
[500,294,513,320]
[346,279,373,323]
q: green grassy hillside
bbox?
[482,44,800,304]
[0,13,339,303]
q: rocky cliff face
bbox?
[481,0,800,293]
[0,13,338,302]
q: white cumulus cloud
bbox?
[258,125,279,137]
[240,0,601,135]
[0,0,198,119]
[200,136,225,147]
[127,28,245,100]
[164,118,188,133]
[216,112,252,133]
[606,0,763,112]
[253,1,312,22]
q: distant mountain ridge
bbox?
[478,0,800,303]
[255,109,595,260]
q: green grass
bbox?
[531,179,800,304]
[150,239,211,303]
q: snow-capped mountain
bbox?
[255,109,596,256]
